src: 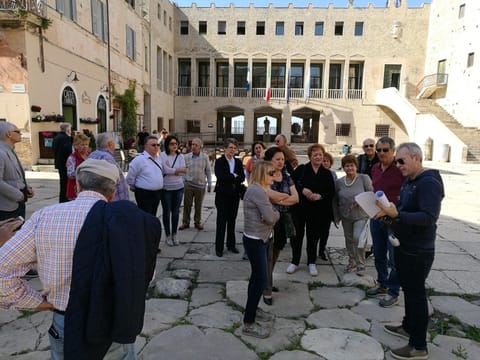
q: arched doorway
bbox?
[97,95,107,133]
[291,107,320,143]
[62,86,78,131]
[216,106,245,143]
[253,107,282,143]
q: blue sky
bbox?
[175,0,432,8]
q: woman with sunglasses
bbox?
[242,160,279,339]
[262,147,299,306]
[160,135,187,246]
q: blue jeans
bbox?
[243,235,269,324]
[370,218,400,297]
[49,312,137,360]
[161,188,184,236]
[395,247,434,350]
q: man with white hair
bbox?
[0,121,34,221]
[88,132,129,201]
[0,158,161,359]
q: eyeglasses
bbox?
[267,170,276,176]
[376,148,391,153]
[169,142,178,145]
[363,144,374,148]
[395,158,405,165]
[12,130,21,134]
[148,143,160,147]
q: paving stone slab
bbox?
[0,309,22,326]
[430,296,480,327]
[140,325,257,360]
[351,299,404,323]
[141,299,188,337]
[340,271,376,288]
[154,277,192,298]
[236,317,305,354]
[171,259,250,282]
[273,261,339,286]
[171,269,198,280]
[310,286,365,309]
[456,241,480,260]
[307,308,371,332]
[0,317,41,357]
[7,351,51,360]
[187,301,242,329]
[189,283,224,309]
[270,350,323,360]
[302,328,384,360]
[443,270,480,294]
[433,334,480,359]
[435,240,466,254]
[369,321,409,350]
[432,253,480,271]
[426,270,464,294]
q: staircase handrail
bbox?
[416,73,448,96]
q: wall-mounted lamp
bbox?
[100,84,109,92]
[67,70,79,82]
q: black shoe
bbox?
[272,286,279,293]
[263,296,273,306]
[22,269,39,279]
[365,250,373,259]
[228,247,240,254]
[216,250,223,257]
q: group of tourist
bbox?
[0,120,445,359]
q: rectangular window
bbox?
[252,63,267,89]
[237,21,245,35]
[199,21,207,34]
[56,0,77,21]
[169,17,172,31]
[198,61,210,88]
[186,120,201,133]
[256,21,265,35]
[180,21,188,35]
[314,22,324,36]
[375,124,390,138]
[178,59,191,88]
[163,10,167,25]
[157,4,160,20]
[459,4,465,18]
[354,22,363,36]
[275,21,284,36]
[336,124,351,137]
[334,21,344,36]
[348,63,363,90]
[144,45,148,71]
[91,0,107,42]
[156,46,162,89]
[290,63,304,88]
[126,25,136,61]
[310,64,323,89]
[467,52,474,67]
[218,21,226,35]
[125,0,134,9]
[234,62,248,95]
[168,55,173,93]
[383,64,401,89]
[271,63,286,88]
[295,22,304,36]
[329,64,342,89]
[216,62,229,96]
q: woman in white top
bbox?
[160,135,187,245]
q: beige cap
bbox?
[77,158,119,184]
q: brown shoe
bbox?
[178,224,189,231]
[195,223,204,230]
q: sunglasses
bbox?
[395,158,405,165]
[267,170,276,176]
[376,148,391,153]
[363,144,374,148]
[12,130,21,134]
[169,142,178,145]
[148,143,160,147]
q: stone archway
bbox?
[216,105,245,143]
[253,106,282,143]
[291,107,320,143]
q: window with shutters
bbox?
[126,26,136,61]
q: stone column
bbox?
[244,109,255,144]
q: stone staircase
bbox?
[408,99,480,163]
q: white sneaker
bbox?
[171,234,179,246]
[309,263,318,277]
[166,236,174,246]
[286,263,297,274]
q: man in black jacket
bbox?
[52,122,72,202]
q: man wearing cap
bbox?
[0,158,161,359]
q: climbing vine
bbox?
[114,82,138,148]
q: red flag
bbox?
[265,87,271,102]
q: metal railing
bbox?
[416,73,448,96]
[0,0,47,17]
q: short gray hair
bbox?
[377,136,395,150]
[224,138,238,148]
[77,170,116,198]
[397,142,423,161]
[96,132,114,149]
[59,122,71,132]
[191,138,203,147]
[0,121,15,140]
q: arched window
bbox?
[62,86,77,131]
[97,95,107,133]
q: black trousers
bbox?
[58,168,69,203]
[215,194,240,252]
[0,202,26,221]
[134,188,162,216]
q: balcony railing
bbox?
[176,86,363,101]
[0,0,47,17]
[416,73,448,97]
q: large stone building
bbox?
[0,0,478,166]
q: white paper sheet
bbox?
[354,191,381,218]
